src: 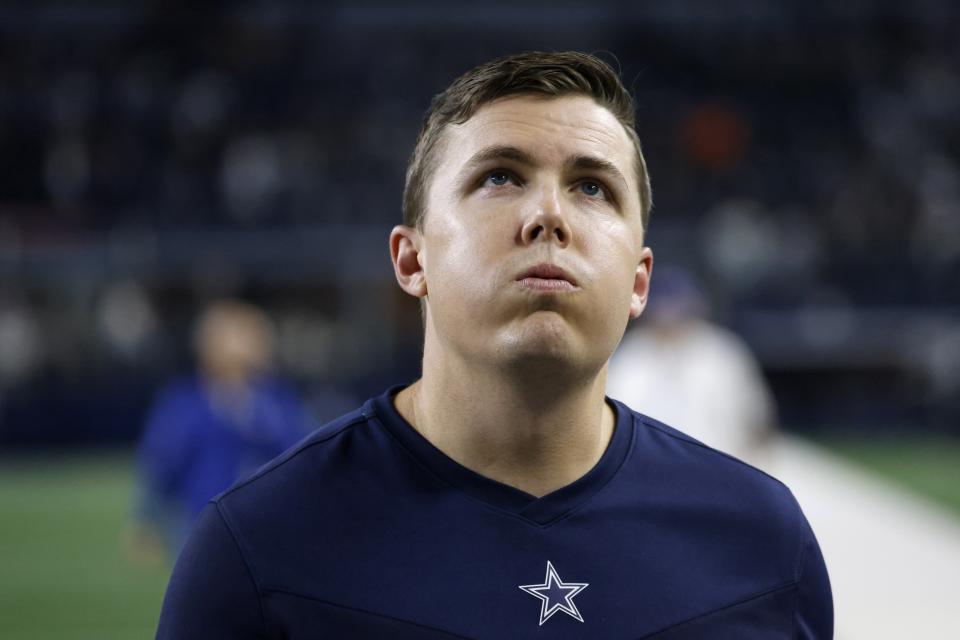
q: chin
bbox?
[495,314,588,371]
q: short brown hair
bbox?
[402,51,652,230]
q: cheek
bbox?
[425,234,499,309]
[585,233,642,311]
[582,220,639,274]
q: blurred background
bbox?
[0,1,958,638]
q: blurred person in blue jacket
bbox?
[125,299,314,562]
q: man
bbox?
[157,52,832,639]
[128,300,313,560]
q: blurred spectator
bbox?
[96,279,158,360]
[124,299,315,563]
[607,268,776,467]
[919,322,960,430]
[0,299,43,385]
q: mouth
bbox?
[515,263,579,292]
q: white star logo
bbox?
[518,560,589,626]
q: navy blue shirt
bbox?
[157,387,832,639]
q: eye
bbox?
[485,170,512,186]
[578,180,604,198]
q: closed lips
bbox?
[516,264,578,286]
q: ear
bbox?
[390,225,428,298]
[628,247,653,319]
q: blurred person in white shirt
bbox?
[607,267,776,468]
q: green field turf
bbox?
[0,452,170,640]
[817,435,960,516]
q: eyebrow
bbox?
[566,155,629,194]
[458,145,537,181]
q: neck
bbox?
[394,343,615,498]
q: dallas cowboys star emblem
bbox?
[518,560,589,625]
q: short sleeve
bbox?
[156,501,267,639]
[794,513,834,639]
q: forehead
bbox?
[438,94,636,180]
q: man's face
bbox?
[396,94,652,374]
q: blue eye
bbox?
[580,181,602,197]
[487,171,510,186]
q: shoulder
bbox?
[216,403,371,504]
[632,401,795,495]
[607,401,832,633]
[204,403,370,548]
[196,399,400,588]
[616,399,805,551]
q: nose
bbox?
[519,186,572,247]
